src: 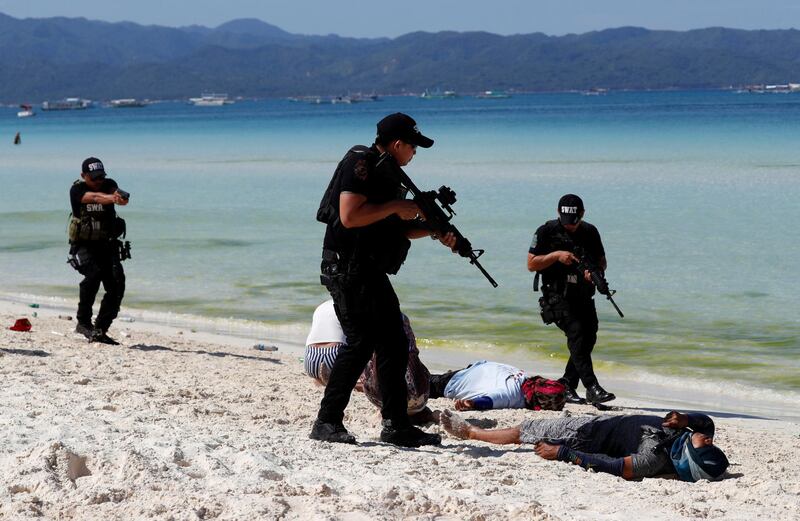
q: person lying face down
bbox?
[440,410,729,481]
[429,361,566,412]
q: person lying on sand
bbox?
[307,301,564,422]
[429,361,566,412]
[305,300,436,425]
[440,409,729,481]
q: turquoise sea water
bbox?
[1,91,799,393]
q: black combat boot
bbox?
[586,384,616,404]
[558,379,586,404]
[309,420,357,444]
[90,329,120,345]
[380,420,442,448]
[75,323,94,340]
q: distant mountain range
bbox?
[2,12,800,102]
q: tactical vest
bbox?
[318,145,411,275]
[68,180,123,243]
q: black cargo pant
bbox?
[71,241,126,332]
[556,297,599,390]
[317,270,410,428]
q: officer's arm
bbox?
[80,192,121,205]
[406,227,435,239]
[527,251,576,272]
[339,192,418,228]
[599,256,607,271]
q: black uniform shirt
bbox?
[529,219,605,296]
[70,178,118,222]
[322,145,410,269]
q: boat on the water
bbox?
[476,90,511,99]
[581,88,609,96]
[189,93,233,106]
[17,104,35,118]
[41,98,92,111]
[420,89,458,100]
[108,98,147,108]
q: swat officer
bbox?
[527,194,616,405]
[310,113,456,447]
[68,157,129,345]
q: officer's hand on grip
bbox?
[394,200,423,221]
[438,232,458,252]
[113,192,128,205]
[555,250,578,265]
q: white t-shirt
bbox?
[305,300,347,346]
[443,360,527,409]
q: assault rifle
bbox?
[397,170,498,287]
[572,246,624,318]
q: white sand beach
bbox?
[1,298,799,520]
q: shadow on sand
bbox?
[0,347,50,357]
[128,344,281,364]
[633,406,772,421]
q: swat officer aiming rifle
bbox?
[312,113,467,448]
[527,194,618,405]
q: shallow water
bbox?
[1,91,799,393]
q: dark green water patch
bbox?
[151,238,255,250]
[235,281,322,297]
[17,284,75,297]
[0,240,64,253]
[0,210,66,223]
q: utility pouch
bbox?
[539,292,570,325]
[67,246,92,273]
[67,215,81,243]
[320,250,345,288]
[372,235,410,275]
[113,216,127,239]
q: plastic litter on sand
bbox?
[253,344,278,352]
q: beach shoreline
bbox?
[1,296,799,520]
[3,293,799,423]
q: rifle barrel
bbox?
[607,295,624,318]
[470,254,498,287]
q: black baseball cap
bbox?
[558,194,584,225]
[377,113,434,148]
[81,157,107,180]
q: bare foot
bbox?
[440,409,472,439]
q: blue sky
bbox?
[1,0,798,37]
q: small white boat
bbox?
[108,98,147,108]
[189,93,232,106]
[581,88,609,96]
[41,97,92,110]
[476,90,511,99]
[17,104,35,118]
[420,89,458,99]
